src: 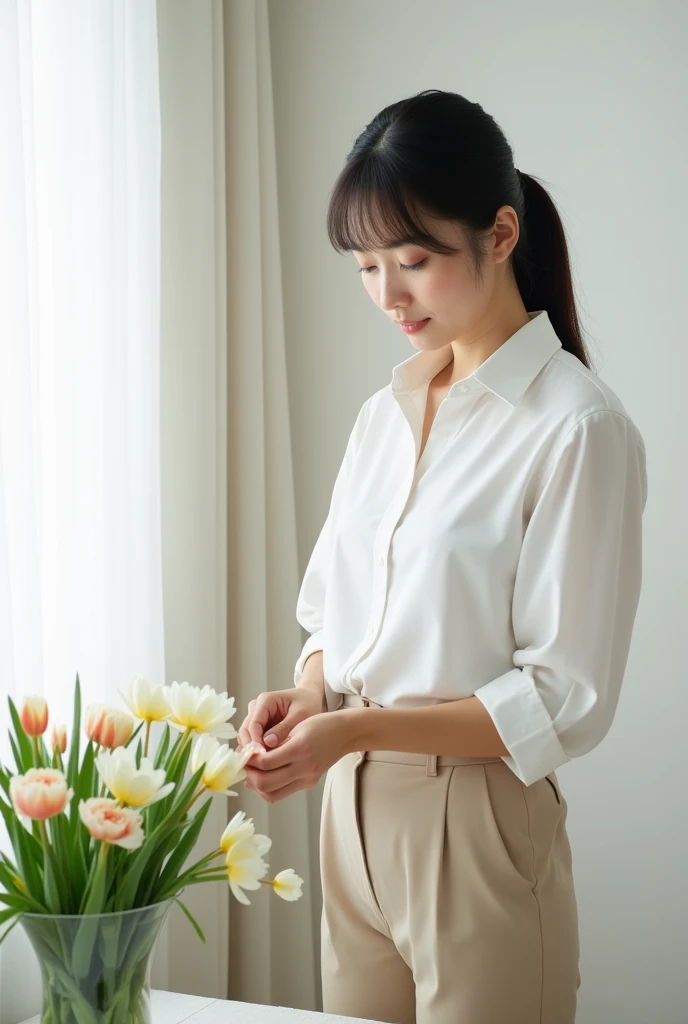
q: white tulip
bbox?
[120,677,171,723]
[225,836,270,906]
[220,810,272,858]
[270,868,304,902]
[95,747,175,808]
[190,734,252,795]
[162,681,238,739]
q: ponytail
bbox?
[513,171,591,369]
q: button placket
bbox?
[342,407,417,679]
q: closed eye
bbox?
[358,259,427,274]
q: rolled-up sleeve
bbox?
[473,409,647,786]
[293,397,371,686]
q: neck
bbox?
[443,289,530,386]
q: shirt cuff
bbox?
[473,667,572,786]
[293,631,325,687]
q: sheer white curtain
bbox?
[0,2,163,1019]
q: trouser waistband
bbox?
[337,692,504,776]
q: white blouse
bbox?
[293,310,647,786]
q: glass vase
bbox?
[20,898,174,1024]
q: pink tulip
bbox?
[9,768,73,820]
[51,724,68,754]
[78,798,144,850]
[20,695,48,737]
[84,704,135,749]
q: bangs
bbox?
[327,162,461,257]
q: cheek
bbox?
[423,264,471,307]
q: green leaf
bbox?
[77,741,96,802]
[0,892,31,913]
[72,842,110,978]
[117,765,204,908]
[148,797,213,903]
[7,698,33,772]
[40,832,62,913]
[125,720,144,749]
[154,723,171,768]
[164,729,185,771]
[0,860,46,913]
[8,735,23,775]
[0,915,21,947]
[38,736,50,767]
[4,809,44,903]
[172,897,206,943]
[67,673,82,788]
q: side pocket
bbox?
[545,774,561,806]
[480,763,537,890]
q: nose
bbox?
[377,274,411,314]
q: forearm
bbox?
[296,650,327,713]
[342,696,509,758]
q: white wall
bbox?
[269,1,688,1021]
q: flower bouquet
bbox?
[0,675,303,1024]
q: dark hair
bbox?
[327,89,591,369]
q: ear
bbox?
[492,205,520,264]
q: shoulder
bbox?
[345,386,387,453]
[530,349,645,452]
[352,383,395,431]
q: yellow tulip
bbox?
[270,868,304,902]
[162,681,238,739]
[120,677,171,723]
[95,747,174,808]
[220,810,272,855]
[191,735,252,795]
[225,837,270,905]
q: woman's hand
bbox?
[241,712,354,804]
[236,686,324,755]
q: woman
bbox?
[236,89,647,1024]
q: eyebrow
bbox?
[355,239,426,255]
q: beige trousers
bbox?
[319,694,581,1024]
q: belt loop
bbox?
[425,754,438,777]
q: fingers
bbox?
[237,699,258,750]
[237,694,280,751]
[243,768,315,804]
[249,699,271,746]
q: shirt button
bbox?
[459,384,468,393]
[377,556,385,567]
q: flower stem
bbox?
[168,726,193,774]
[185,786,206,813]
[144,720,151,758]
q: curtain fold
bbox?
[0,2,163,1021]
[222,0,320,1012]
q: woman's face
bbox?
[352,207,520,353]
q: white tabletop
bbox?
[19,987,388,1024]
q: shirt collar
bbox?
[390,310,563,407]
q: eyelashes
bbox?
[358,259,427,275]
